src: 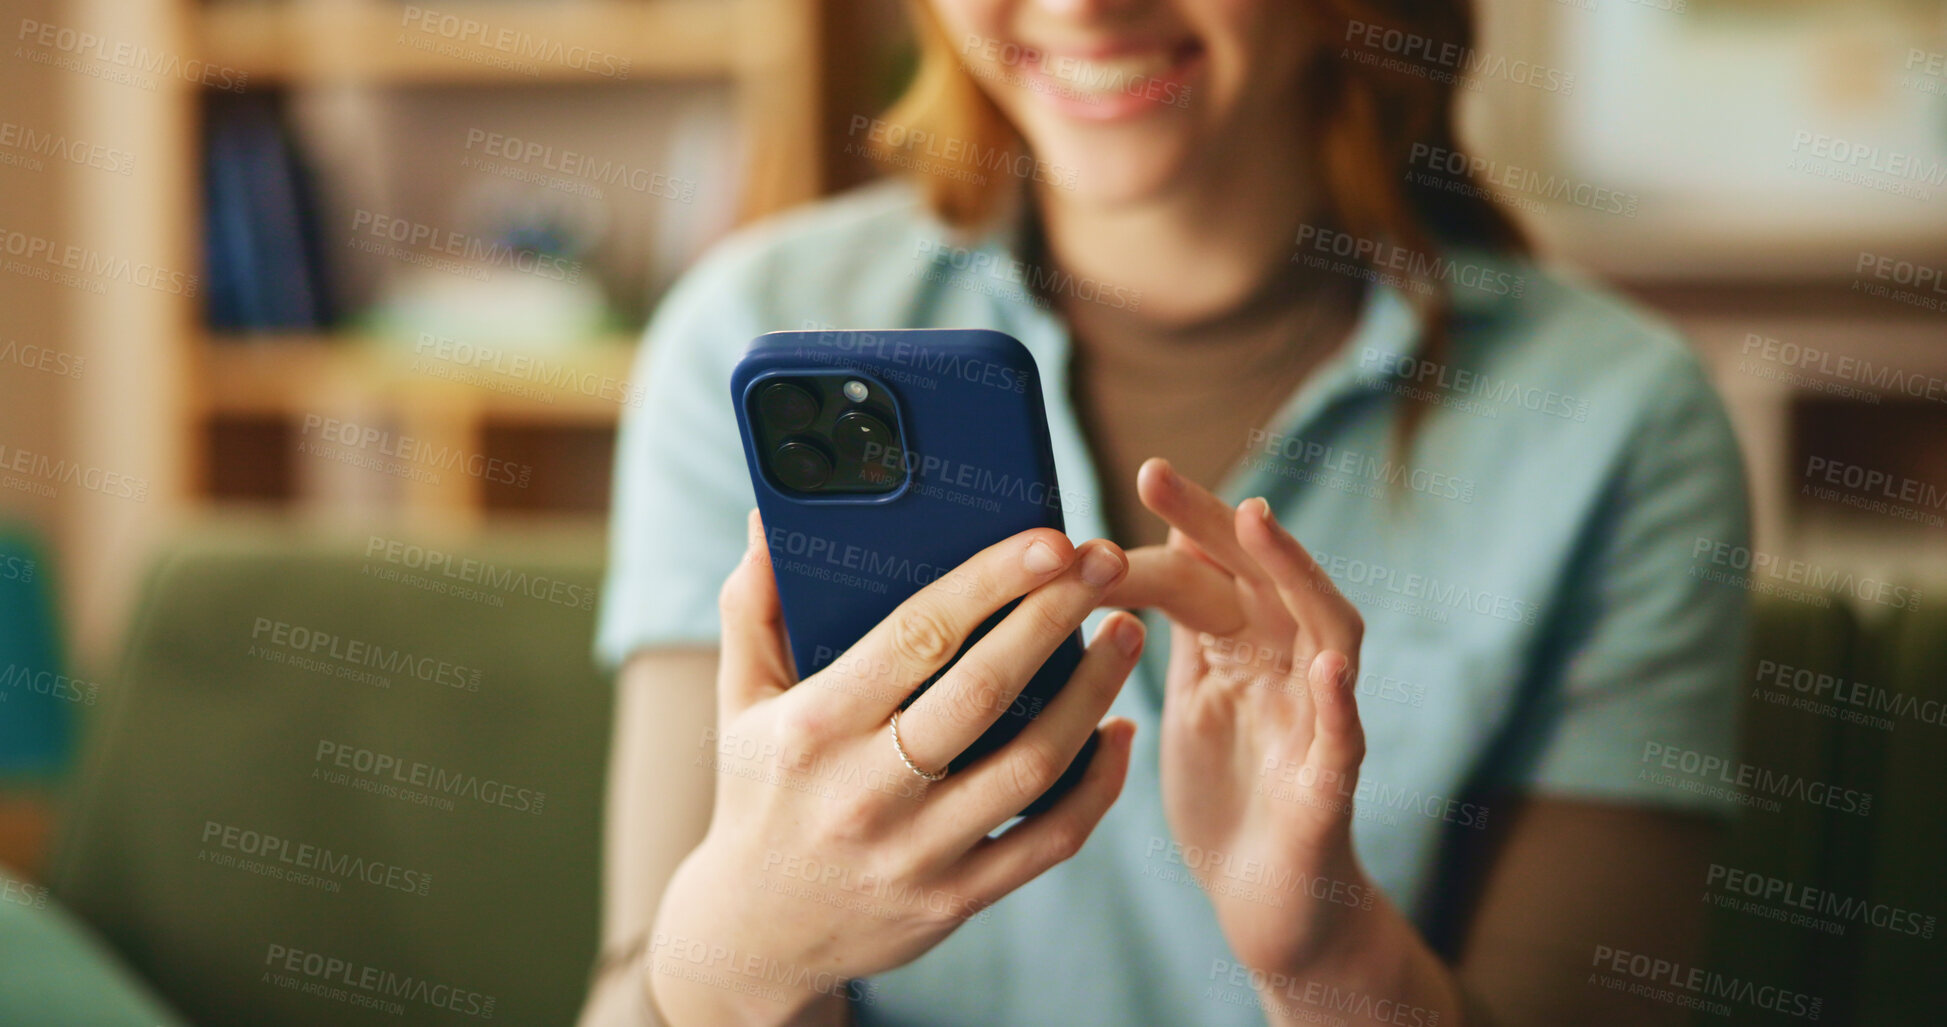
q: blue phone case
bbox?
[731,328,1094,817]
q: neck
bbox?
[1029,117,1322,327]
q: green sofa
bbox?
[49,527,612,1027]
[39,528,1947,1025]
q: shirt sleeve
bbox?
[593,242,769,671]
[1510,350,1753,813]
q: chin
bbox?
[1023,126,1198,207]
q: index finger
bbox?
[783,527,1078,733]
[1135,458,1269,585]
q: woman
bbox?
[582,1,1749,1024]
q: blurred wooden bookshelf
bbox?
[198,334,642,527]
[197,334,640,422]
[198,0,744,84]
[139,0,824,534]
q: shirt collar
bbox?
[915,192,1515,448]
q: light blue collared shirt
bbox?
[597,180,1750,1027]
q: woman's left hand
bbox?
[1105,457,1377,977]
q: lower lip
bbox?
[1016,46,1204,122]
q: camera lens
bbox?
[832,410,895,463]
[773,440,833,492]
[758,381,819,432]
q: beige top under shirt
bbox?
[1027,216,1365,549]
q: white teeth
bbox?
[1044,50,1176,94]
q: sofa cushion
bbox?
[50,526,612,1027]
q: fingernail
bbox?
[1246,496,1272,520]
[1023,539,1063,574]
[1081,545,1125,587]
[1110,614,1144,657]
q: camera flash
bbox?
[843,380,869,402]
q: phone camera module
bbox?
[749,373,905,496]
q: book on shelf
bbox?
[202,90,336,335]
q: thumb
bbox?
[717,508,793,715]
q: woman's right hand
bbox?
[647,510,1146,1027]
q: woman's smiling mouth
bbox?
[1013,39,1206,119]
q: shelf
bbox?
[198,333,642,423]
[196,334,632,529]
[183,498,612,537]
[198,0,742,86]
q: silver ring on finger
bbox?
[888,707,949,782]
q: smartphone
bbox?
[731,328,1095,818]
